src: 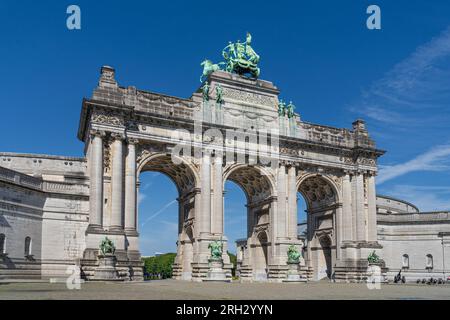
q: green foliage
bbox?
[141,252,238,279]
[367,250,380,264]
[142,253,176,280]
[227,251,237,277]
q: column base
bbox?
[86,224,104,234]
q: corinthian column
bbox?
[342,172,353,241]
[212,155,223,235]
[367,173,378,241]
[124,138,138,235]
[277,163,287,238]
[288,165,298,239]
[88,130,104,231]
[200,153,211,235]
[354,172,366,241]
[110,133,125,232]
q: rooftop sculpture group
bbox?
[200,32,260,82]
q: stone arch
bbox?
[296,173,340,210]
[137,153,200,195]
[136,152,200,280]
[223,165,275,281]
[296,173,340,281]
[318,234,333,279]
[253,230,269,281]
[223,164,276,203]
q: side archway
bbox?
[137,152,200,280]
[223,164,276,281]
[297,174,340,281]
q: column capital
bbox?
[343,169,353,176]
[127,137,139,145]
[90,129,106,138]
[111,132,126,141]
[366,170,377,177]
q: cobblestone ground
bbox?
[1,280,450,300]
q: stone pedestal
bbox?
[283,261,307,283]
[204,258,230,282]
[92,255,122,281]
[367,262,388,284]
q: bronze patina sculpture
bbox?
[222,32,260,78]
[278,99,286,116]
[200,59,225,83]
[367,250,380,264]
[200,32,261,81]
[216,84,224,104]
[202,82,210,102]
[287,101,295,118]
[208,240,223,260]
[99,237,116,256]
[287,245,301,263]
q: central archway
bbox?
[223,164,275,281]
[297,174,339,281]
[137,153,199,280]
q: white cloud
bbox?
[138,193,147,205]
[383,184,450,212]
[352,26,450,126]
[377,144,450,184]
[140,199,177,227]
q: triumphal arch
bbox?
[77,33,384,282]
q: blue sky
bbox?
[1,1,449,255]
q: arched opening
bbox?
[254,231,269,280]
[318,235,332,279]
[24,236,32,256]
[297,175,338,281]
[402,254,409,269]
[0,234,5,254]
[138,154,198,280]
[297,194,308,258]
[224,165,274,281]
[224,180,247,277]
[426,254,433,270]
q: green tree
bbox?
[142,253,176,280]
[227,251,237,277]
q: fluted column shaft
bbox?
[354,172,366,241]
[342,173,353,241]
[288,165,298,239]
[89,131,104,229]
[124,139,137,234]
[367,173,378,241]
[212,155,223,235]
[200,154,211,235]
[277,164,287,238]
[110,134,124,231]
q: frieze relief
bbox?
[136,91,198,110]
[91,111,125,127]
[221,87,276,107]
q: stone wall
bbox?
[377,195,450,282]
[0,155,89,279]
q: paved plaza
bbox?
[0,280,450,300]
